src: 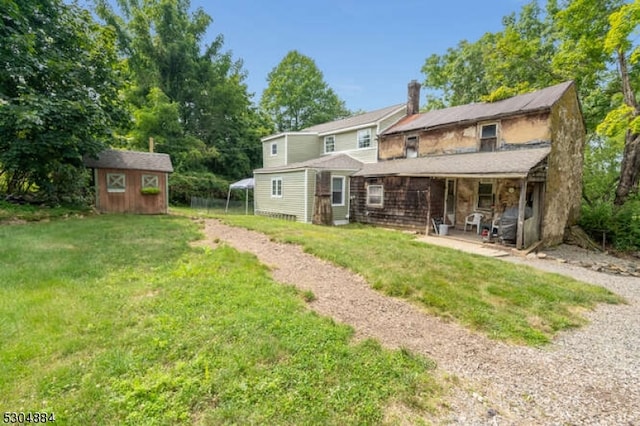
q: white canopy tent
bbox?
[225,177,254,214]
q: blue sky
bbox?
[195,1,532,112]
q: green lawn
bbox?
[210,212,622,346]
[0,214,439,425]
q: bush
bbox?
[168,172,229,205]
[580,196,640,252]
[611,195,640,251]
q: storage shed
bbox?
[84,149,173,214]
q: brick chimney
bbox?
[407,80,421,115]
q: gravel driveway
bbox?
[197,219,640,425]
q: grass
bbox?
[0,214,440,425]
[191,211,623,346]
[0,200,91,222]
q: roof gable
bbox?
[84,150,174,172]
[254,153,363,173]
[385,81,575,135]
[303,104,405,134]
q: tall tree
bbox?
[261,50,350,132]
[599,0,640,205]
[421,0,640,205]
[95,0,267,179]
[0,0,125,201]
[421,1,559,108]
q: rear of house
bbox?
[254,154,362,224]
[253,103,407,224]
[351,81,585,249]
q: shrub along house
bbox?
[350,81,585,249]
[253,103,407,224]
[84,149,173,214]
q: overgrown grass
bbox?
[0,200,91,222]
[0,215,439,424]
[209,213,622,346]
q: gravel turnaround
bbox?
[197,219,640,425]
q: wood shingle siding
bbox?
[350,176,445,231]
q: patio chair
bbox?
[491,216,501,237]
[464,212,483,234]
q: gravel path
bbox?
[196,219,640,425]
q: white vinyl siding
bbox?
[254,171,310,223]
[324,127,378,163]
[378,107,407,133]
[262,135,287,168]
[287,134,321,163]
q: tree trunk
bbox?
[614,49,640,205]
[614,131,640,205]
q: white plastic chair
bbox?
[491,216,501,237]
[464,212,483,234]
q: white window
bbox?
[331,176,345,206]
[324,135,335,153]
[142,174,159,189]
[271,177,282,197]
[270,142,278,156]
[357,129,371,148]
[367,185,383,207]
[480,124,497,152]
[477,181,494,210]
[106,173,125,193]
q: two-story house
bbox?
[350,81,585,249]
[253,103,408,224]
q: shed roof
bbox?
[84,150,173,173]
[254,153,363,173]
[385,81,574,135]
[353,147,551,178]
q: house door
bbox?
[445,179,456,225]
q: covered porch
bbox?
[354,148,551,250]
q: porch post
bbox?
[425,181,432,235]
[516,179,528,249]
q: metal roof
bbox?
[353,147,551,178]
[385,81,575,135]
[254,153,363,173]
[84,150,174,172]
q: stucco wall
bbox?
[379,112,551,160]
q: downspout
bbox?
[304,168,308,223]
[346,175,350,224]
[516,179,527,249]
[284,134,288,166]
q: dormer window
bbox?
[357,129,371,148]
[480,124,497,152]
[324,135,335,153]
